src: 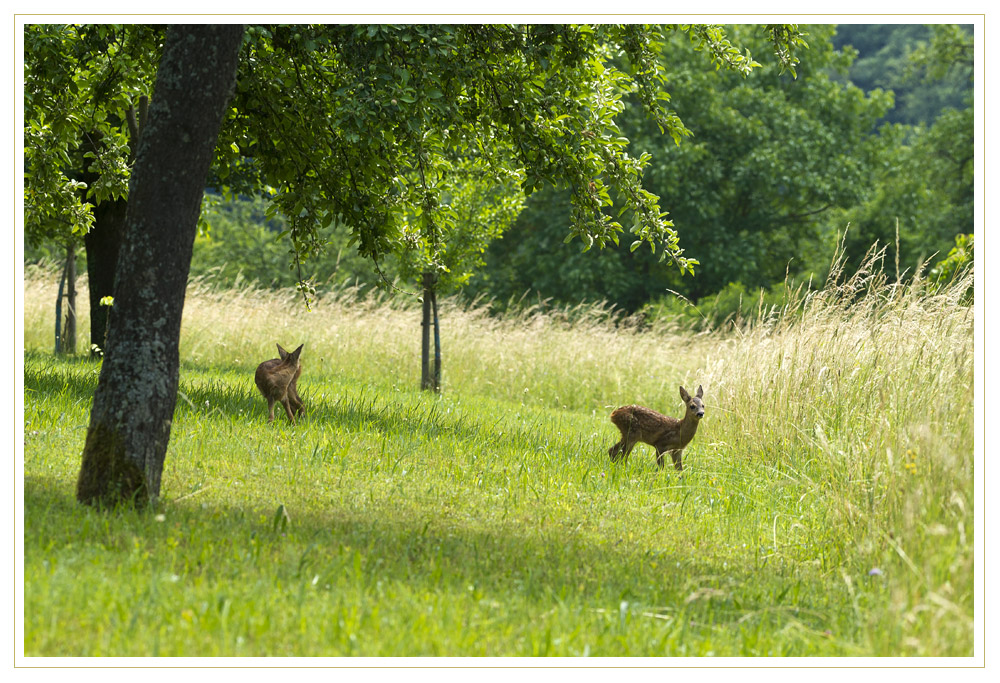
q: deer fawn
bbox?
[608,385,705,471]
[255,343,305,425]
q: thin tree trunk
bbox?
[63,241,77,355]
[77,24,244,507]
[54,259,66,355]
[421,272,431,390]
[421,271,440,392]
[431,287,441,392]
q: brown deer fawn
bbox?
[608,385,705,470]
[254,343,305,425]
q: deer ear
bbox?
[276,343,288,360]
[288,344,304,362]
[696,385,704,398]
[679,386,691,402]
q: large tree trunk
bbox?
[77,24,244,507]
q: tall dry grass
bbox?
[23,263,707,412]
[701,244,974,653]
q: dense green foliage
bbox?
[191,189,519,297]
[26,23,810,300]
[222,24,791,296]
[831,107,974,277]
[23,259,974,656]
[832,24,972,126]
[459,23,973,319]
[469,25,896,309]
[23,24,161,246]
[830,24,973,277]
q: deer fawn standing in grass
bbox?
[608,385,705,471]
[255,343,305,425]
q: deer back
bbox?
[611,405,681,443]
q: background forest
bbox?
[26,24,974,329]
[472,23,974,323]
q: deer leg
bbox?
[608,440,624,461]
[656,450,666,469]
[609,437,638,463]
[670,450,684,471]
[281,397,296,425]
[621,439,637,462]
[289,383,304,416]
[266,399,276,424]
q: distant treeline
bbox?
[26,24,974,327]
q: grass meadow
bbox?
[21,253,975,657]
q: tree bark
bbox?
[77,24,244,507]
[84,197,127,357]
[431,287,441,392]
[63,241,77,355]
[421,272,432,390]
[421,271,441,392]
[54,258,65,355]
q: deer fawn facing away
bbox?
[608,385,705,471]
[255,343,305,425]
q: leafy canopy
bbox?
[468,25,889,307]
[23,24,161,245]
[25,23,807,295]
[223,24,806,292]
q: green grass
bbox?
[21,255,975,657]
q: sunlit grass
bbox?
[21,251,974,657]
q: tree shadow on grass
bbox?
[24,351,556,455]
[23,470,841,657]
